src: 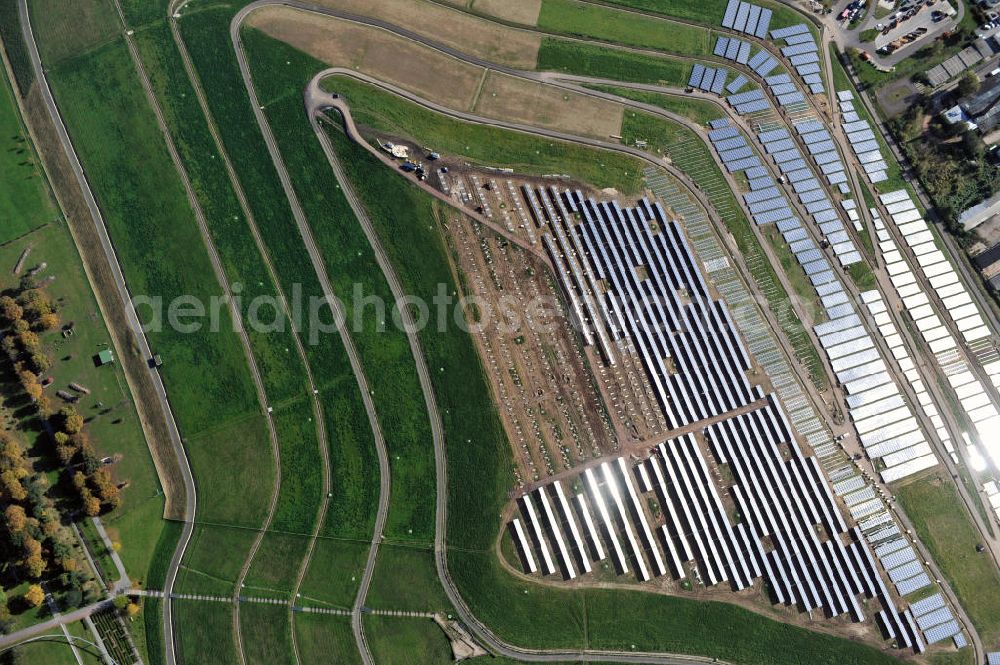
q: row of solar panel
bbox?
[722,0,772,38]
[838,92,889,183]
[689,64,728,94]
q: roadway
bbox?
[15,4,199,665]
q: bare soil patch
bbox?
[471,0,542,25]
[312,0,541,68]
[473,71,623,139]
[249,6,484,110]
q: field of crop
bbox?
[896,473,1000,648]
[535,38,691,86]
[365,544,451,612]
[365,616,453,664]
[537,0,714,57]
[241,603,297,665]
[294,613,360,665]
[0,62,54,242]
[0,0,34,93]
[174,600,240,665]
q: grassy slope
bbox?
[896,473,1000,648]
[294,613,361,665]
[535,38,692,85]
[0,59,54,241]
[240,603,296,665]
[537,0,713,56]
[318,75,644,194]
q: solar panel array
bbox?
[714,36,753,65]
[870,197,1000,470]
[726,88,770,115]
[792,118,852,195]
[511,397,927,649]
[837,90,888,183]
[689,64,729,94]
[754,124,862,267]
[769,24,824,94]
[762,72,806,111]
[722,0,771,38]
[814,288,938,484]
[532,188,760,430]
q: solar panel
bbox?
[778,158,807,173]
[798,62,822,75]
[720,146,754,163]
[915,607,953,631]
[799,189,826,204]
[689,64,706,88]
[764,138,796,154]
[725,38,741,60]
[709,118,731,130]
[709,127,739,142]
[744,186,781,203]
[837,90,854,102]
[789,238,817,253]
[765,73,792,86]
[785,168,812,183]
[813,150,841,165]
[758,128,790,142]
[801,129,831,143]
[770,24,810,39]
[772,148,803,163]
[714,136,747,151]
[736,99,770,115]
[747,49,769,70]
[754,8,772,37]
[737,41,752,64]
[714,37,730,57]
[790,52,820,65]
[770,82,798,96]
[776,218,801,232]
[783,227,808,242]
[722,0,739,28]
[754,56,779,76]
[748,176,774,190]
[744,165,768,178]
[734,1,751,31]
[727,89,765,105]
[777,92,806,106]
[923,619,961,644]
[726,156,762,172]
[710,70,727,94]
[808,82,826,94]
[782,42,818,57]
[852,139,880,153]
[909,594,945,617]
[755,207,793,224]
[745,5,762,35]
[803,73,823,84]
[807,139,836,154]
[792,178,820,194]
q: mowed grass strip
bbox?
[176,523,257,594]
[315,74,643,193]
[0,61,55,241]
[174,599,240,665]
[294,613,360,665]
[245,30,437,543]
[537,0,713,57]
[535,38,691,86]
[132,21,310,405]
[896,473,1000,646]
[241,604,297,665]
[176,6,380,542]
[586,83,731,126]
[41,39,261,432]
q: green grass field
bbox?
[365,616,453,664]
[588,85,727,126]
[243,530,310,597]
[294,613,360,665]
[366,544,451,612]
[28,0,119,67]
[0,0,35,94]
[537,0,713,56]
[896,473,1000,649]
[174,600,240,665]
[240,603,296,665]
[298,537,370,608]
[175,523,257,594]
[0,61,54,241]
[535,38,692,85]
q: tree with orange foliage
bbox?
[60,407,84,435]
[4,505,26,532]
[83,494,101,517]
[0,296,22,323]
[23,585,44,608]
[1,470,27,501]
[35,312,59,332]
[24,554,45,579]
